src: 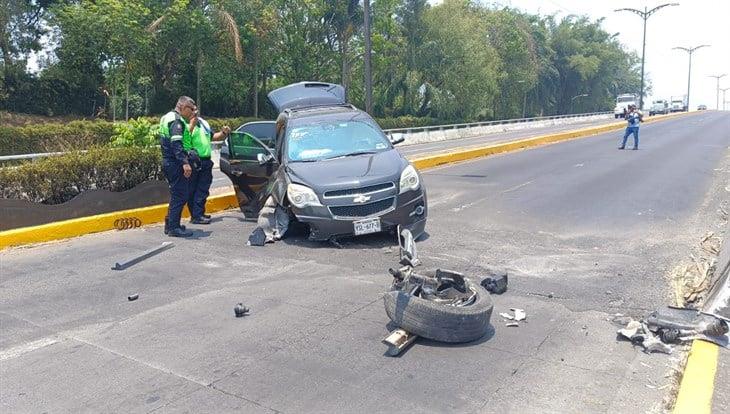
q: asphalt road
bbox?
[209,116,620,190]
[1,112,728,413]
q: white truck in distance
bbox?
[670,96,688,112]
[649,99,669,116]
[614,94,638,118]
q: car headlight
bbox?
[287,183,322,208]
[399,164,420,194]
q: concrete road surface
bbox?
[1,112,728,413]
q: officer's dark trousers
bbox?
[187,158,213,219]
[163,160,189,228]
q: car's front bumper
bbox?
[291,189,428,241]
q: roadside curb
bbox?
[673,340,720,414]
[0,111,693,250]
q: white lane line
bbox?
[0,336,59,361]
[501,180,534,194]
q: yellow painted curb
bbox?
[411,111,690,170]
[0,111,693,249]
[0,193,238,249]
[673,340,719,414]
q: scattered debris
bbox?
[257,197,290,243]
[616,307,730,353]
[506,322,520,327]
[247,227,266,246]
[112,242,174,270]
[234,303,250,317]
[382,329,418,356]
[499,312,515,320]
[512,308,527,321]
[481,272,508,294]
[127,293,139,301]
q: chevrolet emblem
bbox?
[353,194,371,204]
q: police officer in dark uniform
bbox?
[159,96,196,237]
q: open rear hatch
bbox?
[267,81,346,113]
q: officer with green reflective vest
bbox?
[184,112,231,224]
[159,96,196,237]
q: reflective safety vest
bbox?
[187,118,213,159]
[159,111,190,164]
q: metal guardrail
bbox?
[0,111,611,162]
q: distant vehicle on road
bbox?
[219,81,428,242]
[697,104,707,110]
[670,95,688,112]
[649,99,669,116]
[614,94,638,118]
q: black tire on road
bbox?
[383,278,493,343]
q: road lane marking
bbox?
[501,180,534,194]
[0,336,59,361]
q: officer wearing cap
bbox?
[159,96,196,237]
[184,108,231,224]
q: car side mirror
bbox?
[389,132,405,145]
[257,152,274,165]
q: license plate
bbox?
[353,217,381,236]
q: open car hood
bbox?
[268,82,346,113]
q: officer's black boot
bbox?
[164,216,185,234]
[168,226,193,237]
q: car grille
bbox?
[324,182,394,198]
[329,197,395,218]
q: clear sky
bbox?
[433,0,730,110]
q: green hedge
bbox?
[0,120,116,156]
[0,114,439,156]
[0,147,162,204]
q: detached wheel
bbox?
[384,278,493,343]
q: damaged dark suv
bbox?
[219,81,428,241]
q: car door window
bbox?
[229,132,269,161]
[235,122,277,149]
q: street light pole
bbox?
[363,0,373,114]
[615,3,679,110]
[709,74,727,110]
[672,45,709,110]
[721,87,730,111]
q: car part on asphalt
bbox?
[257,196,290,243]
[617,320,673,354]
[382,328,418,357]
[398,226,420,267]
[127,294,139,301]
[506,322,520,327]
[383,229,493,344]
[111,242,174,271]
[234,303,250,317]
[499,312,514,320]
[512,308,527,321]
[480,270,508,294]
[646,307,728,337]
[247,227,266,247]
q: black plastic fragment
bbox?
[234,303,250,317]
[481,273,508,294]
[248,227,266,246]
[128,293,139,301]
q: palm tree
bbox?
[147,0,242,114]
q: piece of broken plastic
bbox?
[481,273,508,294]
[248,227,266,246]
[512,308,527,321]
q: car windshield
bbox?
[617,97,635,103]
[286,119,391,162]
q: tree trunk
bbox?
[125,66,130,121]
[340,32,349,101]
[251,41,259,118]
[196,52,202,114]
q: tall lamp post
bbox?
[721,87,730,111]
[672,45,709,111]
[363,0,373,114]
[615,3,679,109]
[708,74,727,110]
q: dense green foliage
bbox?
[0,147,162,204]
[1,0,642,121]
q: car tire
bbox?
[383,276,493,343]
